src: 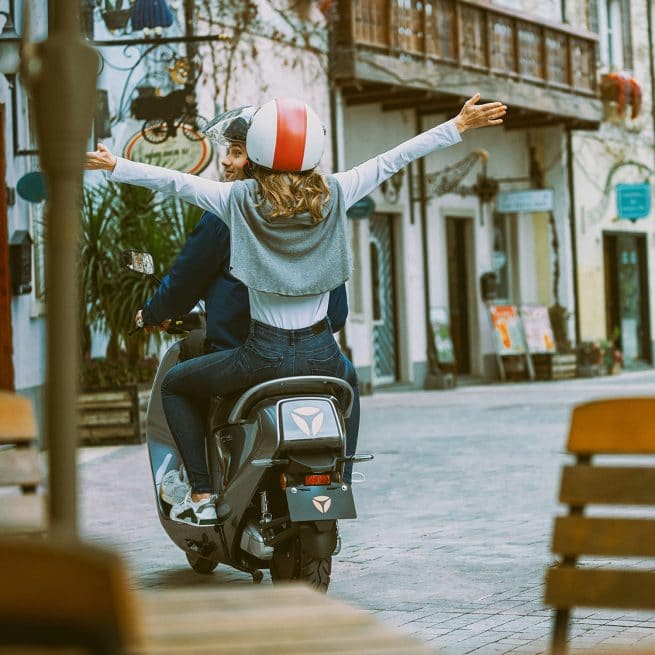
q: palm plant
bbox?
[80,181,202,381]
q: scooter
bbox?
[123,250,372,591]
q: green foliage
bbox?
[79,181,203,384]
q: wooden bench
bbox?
[0,538,139,653]
[0,391,46,535]
[0,539,431,654]
[133,585,432,654]
[544,397,655,655]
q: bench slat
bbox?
[545,567,655,609]
[0,448,42,486]
[568,398,655,454]
[135,586,432,654]
[553,516,655,557]
[560,466,655,505]
[0,494,47,534]
[0,391,37,443]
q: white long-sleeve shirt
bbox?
[110,119,462,329]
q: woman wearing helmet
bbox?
[86,94,506,524]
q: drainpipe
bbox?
[415,109,444,387]
[566,127,581,347]
[327,33,353,362]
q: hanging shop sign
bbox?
[519,305,556,354]
[616,183,650,221]
[347,195,375,220]
[123,126,213,174]
[489,305,526,356]
[496,189,553,213]
[17,172,47,203]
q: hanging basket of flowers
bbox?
[600,73,642,119]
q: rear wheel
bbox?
[270,536,331,592]
[186,552,219,574]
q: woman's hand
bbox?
[85,143,117,172]
[454,94,507,133]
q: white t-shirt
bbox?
[110,119,462,329]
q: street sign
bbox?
[347,195,375,220]
[429,306,456,364]
[489,305,526,355]
[496,189,554,213]
[520,305,556,354]
[616,183,650,220]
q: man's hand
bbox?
[454,94,507,133]
[85,143,117,172]
[135,309,171,334]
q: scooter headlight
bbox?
[279,398,342,444]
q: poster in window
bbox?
[489,305,526,355]
[520,305,556,354]
[430,306,456,364]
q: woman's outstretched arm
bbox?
[333,93,506,209]
[85,143,232,220]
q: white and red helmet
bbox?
[246,98,326,172]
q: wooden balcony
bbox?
[333,0,602,129]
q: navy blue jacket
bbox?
[142,212,348,351]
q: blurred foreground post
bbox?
[24,0,98,538]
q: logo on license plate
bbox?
[312,495,332,513]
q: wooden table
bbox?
[132,584,433,654]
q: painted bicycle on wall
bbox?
[131,83,208,144]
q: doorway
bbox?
[603,232,652,366]
[446,216,473,374]
[369,214,399,385]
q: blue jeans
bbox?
[161,318,360,493]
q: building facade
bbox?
[333,0,655,389]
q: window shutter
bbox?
[588,0,599,33]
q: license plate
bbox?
[285,484,357,521]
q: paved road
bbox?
[80,370,655,654]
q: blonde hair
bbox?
[252,168,330,223]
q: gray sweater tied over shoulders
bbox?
[226,176,352,296]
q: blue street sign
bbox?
[616,183,650,221]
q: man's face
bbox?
[220,142,248,181]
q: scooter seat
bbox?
[227,376,354,424]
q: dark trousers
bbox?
[161,319,360,492]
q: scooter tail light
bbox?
[304,474,331,486]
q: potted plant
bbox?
[101,0,132,32]
[78,182,202,443]
[600,73,642,120]
[535,304,577,380]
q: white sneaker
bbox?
[160,466,191,505]
[170,491,217,526]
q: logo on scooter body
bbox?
[312,495,332,513]
[291,406,324,437]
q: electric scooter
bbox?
[123,249,372,590]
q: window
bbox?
[29,197,46,316]
[598,0,633,71]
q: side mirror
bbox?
[122,250,154,276]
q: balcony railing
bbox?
[340,0,598,96]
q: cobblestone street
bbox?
[80,371,655,654]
